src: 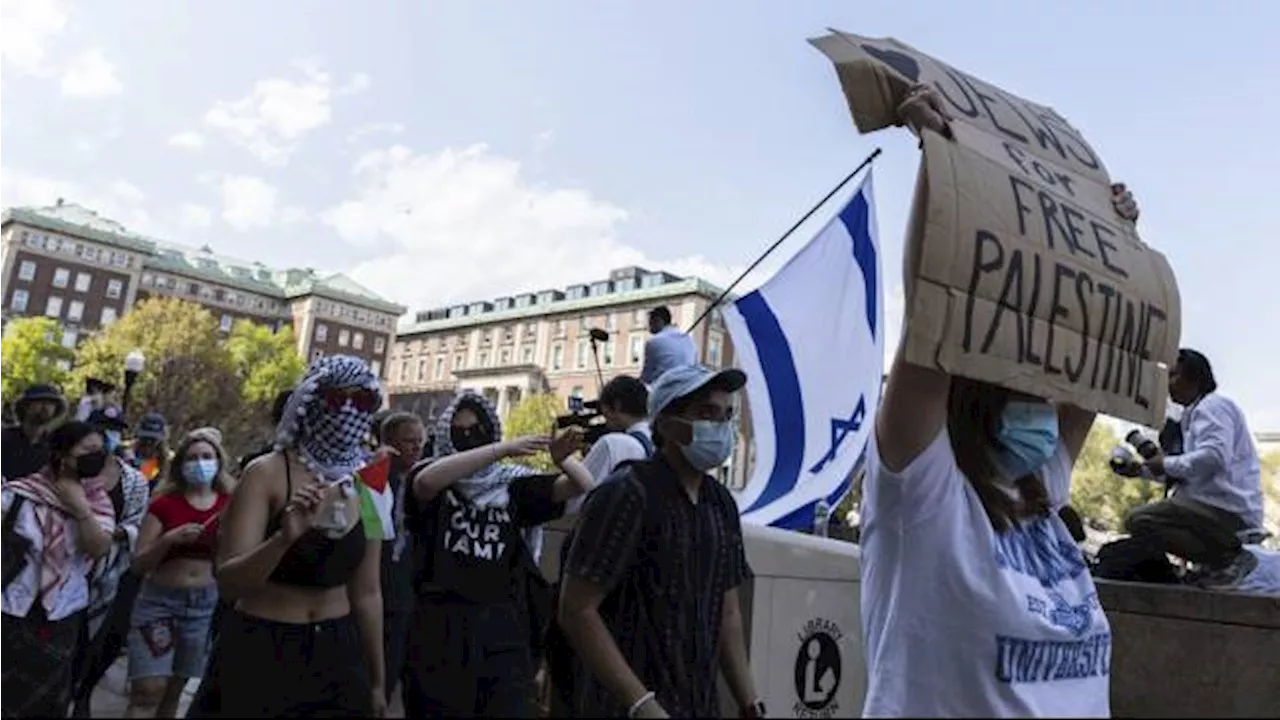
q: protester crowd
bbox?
[1,87,1274,720]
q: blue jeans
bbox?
[127,582,218,680]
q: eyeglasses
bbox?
[320,386,381,413]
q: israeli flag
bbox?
[722,171,884,529]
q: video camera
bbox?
[555,396,611,447]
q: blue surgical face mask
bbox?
[676,420,736,472]
[994,401,1059,479]
[182,459,219,487]
[104,430,122,454]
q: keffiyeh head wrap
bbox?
[434,390,544,561]
[276,355,382,483]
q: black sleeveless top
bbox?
[265,453,367,588]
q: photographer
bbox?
[568,376,654,515]
[1124,348,1265,589]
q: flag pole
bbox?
[685,147,882,334]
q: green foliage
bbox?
[70,298,304,459]
[1261,452,1280,545]
[226,320,305,405]
[1,317,75,404]
[502,393,563,472]
[1069,422,1164,531]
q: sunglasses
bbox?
[320,386,381,413]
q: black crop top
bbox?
[265,453,367,588]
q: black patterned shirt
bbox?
[562,457,752,718]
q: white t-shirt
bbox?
[860,429,1111,718]
[566,421,652,515]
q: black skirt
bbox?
[2,606,84,719]
[187,610,371,718]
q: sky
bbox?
[1,0,1277,430]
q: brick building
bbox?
[1,201,405,376]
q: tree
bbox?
[502,393,564,472]
[226,320,305,405]
[1,317,76,404]
[1069,422,1164,531]
[1261,452,1280,546]
[72,297,241,452]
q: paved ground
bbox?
[90,656,406,718]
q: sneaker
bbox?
[1195,551,1259,590]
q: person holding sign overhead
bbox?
[862,82,1140,718]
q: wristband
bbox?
[628,691,656,718]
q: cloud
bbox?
[219,175,278,230]
[0,0,70,77]
[323,143,739,311]
[168,131,205,150]
[179,203,214,228]
[203,60,367,165]
[0,168,156,234]
[346,122,405,144]
[532,129,555,153]
[58,47,123,97]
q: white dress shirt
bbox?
[567,421,652,515]
[1164,392,1264,528]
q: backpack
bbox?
[2,495,31,589]
[1094,536,1180,585]
[624,430,655,459]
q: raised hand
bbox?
[503,435,551,459]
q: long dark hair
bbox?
[946,378,1051,532]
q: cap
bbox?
[16,384,68,413]
[647,364,747,418]
[86,406,129,430]
[136,412,168,440]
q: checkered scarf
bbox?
[276,355,381,483]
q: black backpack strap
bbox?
[625,430,655,458]
[4,494,25,536]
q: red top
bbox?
[149,492,229,562]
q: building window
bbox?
[524,322,537,338]
[453,354,465,370]
[499,348,511,366]
[417,359,427,381]
[606,313,617,331]
[220,314,233,332]
[555,320,566,336]
[10,289,29,312]
[353,332,365,350]
[141,273,153,286]
[629,334,644,365]
[503,327,513,343]
[52,268,70,288]
[478,351,489,368]
[399,362,410,382]
[633,308,645,325]
[576,339,589,369]
[708,334,723,367]
[17,261,36,281]
[315,323,328,342]
[61,329,77,349]
[67,300,85,322]
[371,359,382,377]
[105,279,123,299]
[551,343,564,371]
[100,307,118,326]
[374,337,385,354]
[602,339,614,367]
[434,357,445,380]
[45,296,63,318]
[521,346,534,365]
[338,329,350,347]
[75,272,91,293]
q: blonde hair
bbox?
[154,430,237,497]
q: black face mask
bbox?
[451,426,491,453]
[73,450,109,479]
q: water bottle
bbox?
[813,500,831,538]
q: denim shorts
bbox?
[127,582,219,680]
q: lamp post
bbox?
[122,349,146,415]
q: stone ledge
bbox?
[1096,579,1280,628]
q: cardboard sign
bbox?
[810,31,1181,426]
